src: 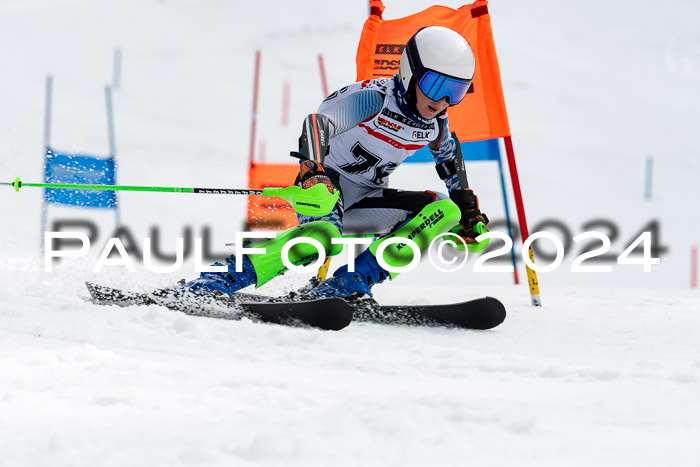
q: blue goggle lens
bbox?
[418,71,471,105]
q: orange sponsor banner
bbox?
[356,0,510,142]
[246,162,299,230]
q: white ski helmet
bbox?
[399,26,475,105]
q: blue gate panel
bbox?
[405,139,501,163]
[43,148,117,209]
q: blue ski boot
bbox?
[179,220,343,297]
[313,248,390,298]
[180,255,257,297]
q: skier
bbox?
[183,26,489,298]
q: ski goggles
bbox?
[417,70,472,105]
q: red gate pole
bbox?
[281,81,290,126]
[318,54,329,98]
[248,50,261,164]
[504,136,541,306]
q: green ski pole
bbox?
[6,176,339,217]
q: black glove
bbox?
[449,189,489,243]
[295,160,336,194]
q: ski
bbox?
[86,282,505,331]
[85,282,353,331]
[352,296,506,330]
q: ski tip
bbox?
[473,296,506,330]
[312,297,354,331]
[85,281,108,298]
[85,281,97,297]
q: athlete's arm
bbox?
[430,118,489,240]
[429,117,468,191]
[297,89,384,163]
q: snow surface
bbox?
[1,0,699,466]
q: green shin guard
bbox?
[368,199,461,279]
[246,221,343,287]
